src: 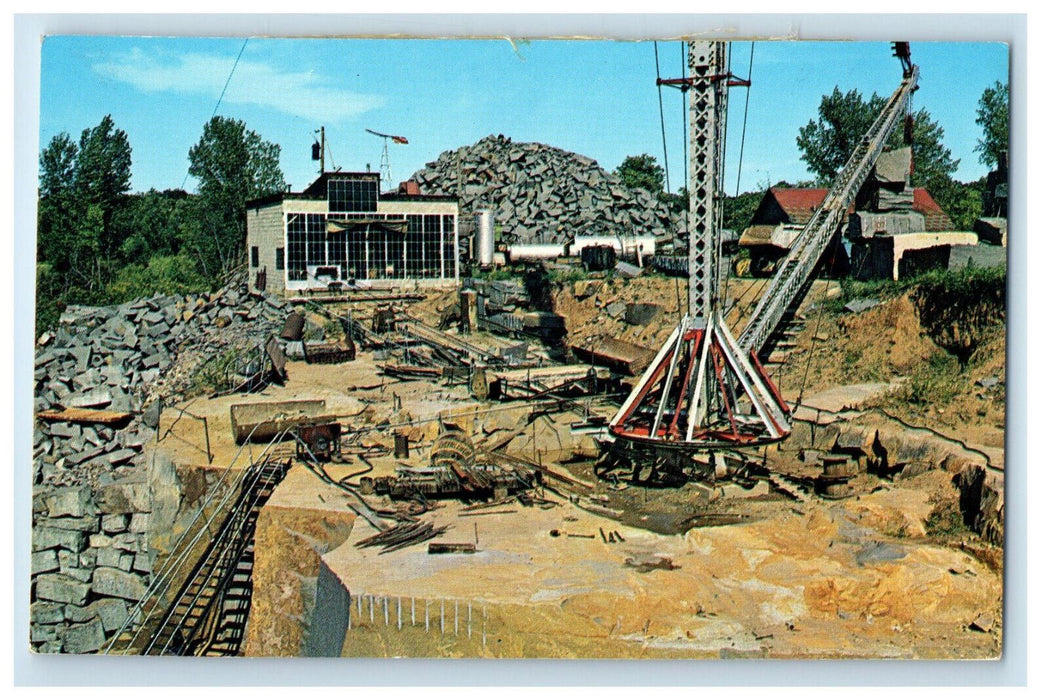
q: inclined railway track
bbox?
[103,428,294,657]
[141,457,289,656]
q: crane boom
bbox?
[738,63,920,357]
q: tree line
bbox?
[616,80,1009,237]
[37,81,1007,331]
[36,115,285,332]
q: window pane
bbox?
[287,214,306,280]
[327,178,378,212]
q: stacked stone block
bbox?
[30,281,289,653]
[411,134,683,244]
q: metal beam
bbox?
[687,41,727,320]
[739,67,920,356]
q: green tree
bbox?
[932,177,986,232]
[187,116,285,279]
[39,132,78,200]
[75,115,132,259]
[722,190,764,235]
[975,80,1008,167]
[37,133,80,269]
[616,154,666,195]
[796,87,959,189]
[615,154,690,213]
[106,253,208,303]
[111,189,192,265]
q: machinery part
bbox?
[430,430,476,471]
[394,432,410,458]
[296,423,342,462]
[607,41,790,468]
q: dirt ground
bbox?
[164,270,1004,659]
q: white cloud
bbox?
[93,48,384,123]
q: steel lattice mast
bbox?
[607,41,791,467]
[687,41,726,320]
[607,41,920,476]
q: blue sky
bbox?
[39,36,1009,196]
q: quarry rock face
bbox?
[410,134,683,244]
[30,281,288,653]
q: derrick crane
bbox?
[739,51,920,357]
[605,41,919,481]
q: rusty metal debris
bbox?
[428,543,477,554]
[295,423,342,462]
[355,521,448,555]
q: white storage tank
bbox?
[568,236,623,256]
[475,210,495,266]
[506,243,567,263]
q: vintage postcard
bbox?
[29,33,1007,661]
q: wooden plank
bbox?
[37,408,133,426]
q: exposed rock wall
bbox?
[241,470,356,657]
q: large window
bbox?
[284,209,456,283]
[286,213,326,280]
[328,177,378,212]
[423,215,441,278]
[443,215,457,278]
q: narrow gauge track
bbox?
[139,457,289,656]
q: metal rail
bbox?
[739,66,920,357]
[102,425,289,655]
[141,458,288,656]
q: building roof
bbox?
[767,188,837,225]
[245,171,457,209]
[764,186,953,231]
[912,187,955,231]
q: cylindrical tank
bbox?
[506,243,566,263]
[280,311,305,341]
[568,235,624,256]
[475,210,495,266]
[568,235,660,258]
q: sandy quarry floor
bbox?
[318,469,1000,659]
[165,274,1004,659]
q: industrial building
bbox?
[246,172,460,295]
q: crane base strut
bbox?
[603,312,792,482]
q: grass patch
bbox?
[185,348,240,398]
[823,264,1007,317]
[548,266,588,285]
[886,350,964,409]
[925,497,967,540]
